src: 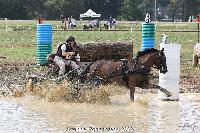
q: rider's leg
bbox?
[54,56,71,76]
[54,56,66,76]
[70,61,81,75]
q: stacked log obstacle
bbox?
[193,43,200,66]
[78,41,133,62]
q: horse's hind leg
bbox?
[149,84,172,97]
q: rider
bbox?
[54,36,81,76]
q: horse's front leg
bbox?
[129,87,136,101]
[148,84,172,97]
[127,75,137,102]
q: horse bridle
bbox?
[147,50,167,74]
[157,51,168,74]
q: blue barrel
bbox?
[141,23,155,51]
[36,24,52,65]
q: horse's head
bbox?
[156,48,168,74]
[136,48,168,74]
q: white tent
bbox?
[80,9,101,18]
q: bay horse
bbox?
[80,48,171,101]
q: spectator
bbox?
[113,18,116,29]
[108,17,113,29]
[67,17,72,29]
[60,15,65,24]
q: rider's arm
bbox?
[61,50,75,57]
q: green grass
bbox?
[0,47,35,62]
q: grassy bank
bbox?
[0,20,199,75]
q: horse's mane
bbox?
[135,48,158,59]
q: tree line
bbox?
[0,0,199,21]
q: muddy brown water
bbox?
[0,93,200,133]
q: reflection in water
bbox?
[178,94,200,133]
[148,97,180,132]
[148,94,200,133]
[0,94,200,133]
[0,100,56,132]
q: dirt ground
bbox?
[180,74,200,93]
[0,61,199,99]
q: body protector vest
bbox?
[56,43,80,61]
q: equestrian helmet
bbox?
[66,36,75,43]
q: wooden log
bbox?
[78,41,133,62]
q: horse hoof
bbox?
[130,99,134,102]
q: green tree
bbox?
[168,0,200,22]
[180,0,200,21]
[43,0,62,19]
[0,0,28,19]
[62,0,85,19]
[25,0,45,19]
[169,0,182,21]
[83,0,123,19]
[121,0,143,20]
